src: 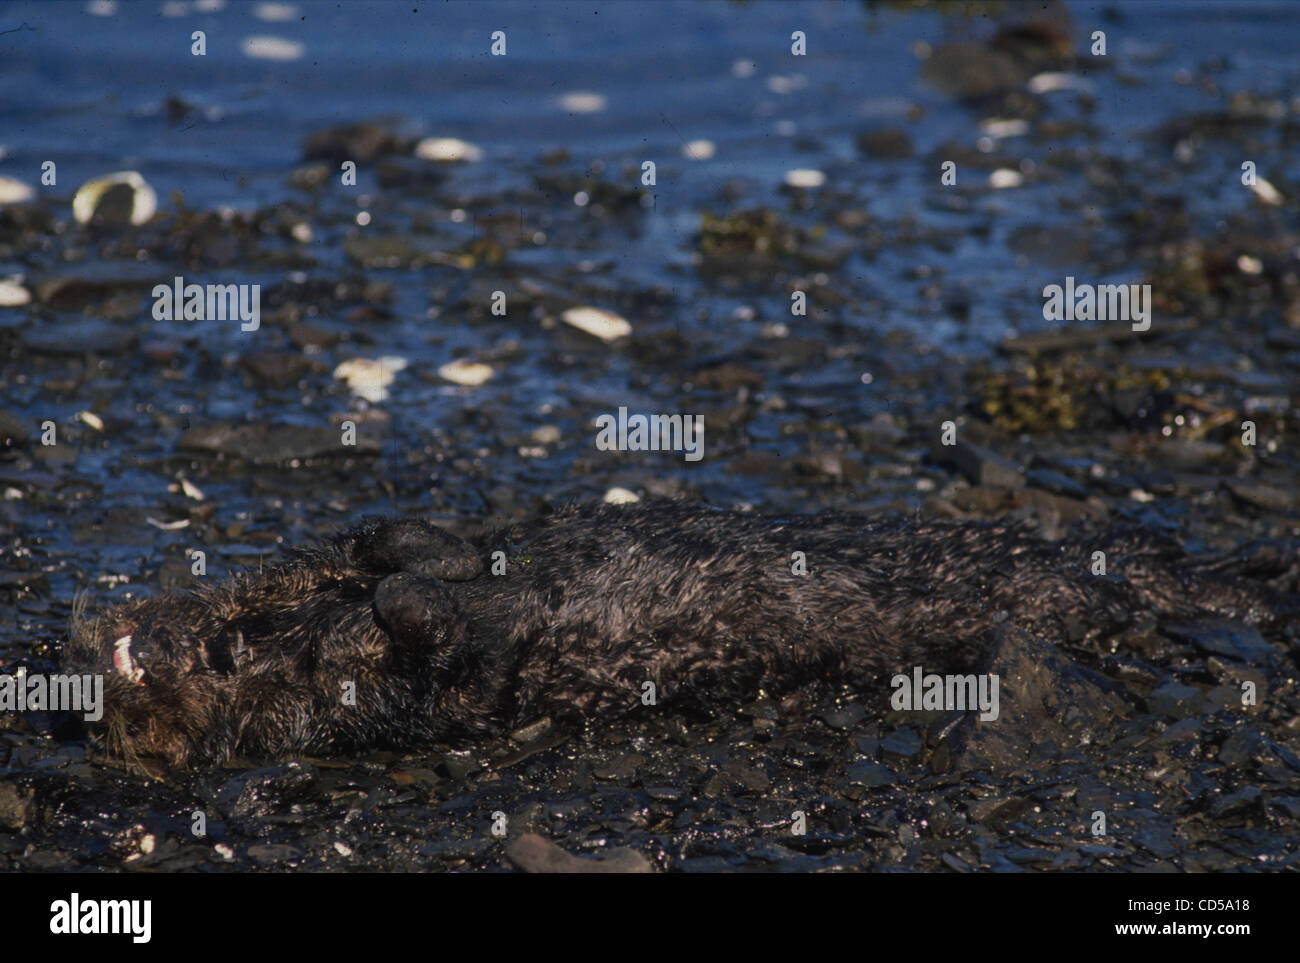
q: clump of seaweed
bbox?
[972,356,1181,433]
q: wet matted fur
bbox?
[66,500,1298,768]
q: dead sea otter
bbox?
[66,500,1297,768]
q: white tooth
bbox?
[113,634,145,684]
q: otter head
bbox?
[68,599,221,770]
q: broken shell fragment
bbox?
[333,356,408,403]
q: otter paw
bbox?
[373,572,460,648]
[351,517,484,581]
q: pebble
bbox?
[560,305,632,342]
[819,704,867,730]
[505,833,651,873]
[1149,680,1205,719]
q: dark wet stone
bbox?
[856,128,914,160]
[0,412,29,447]
[287,163,330,192]
[1099,653,1166,686]
[247,843,304,865]
[952,486,1010,515]
[1134,823,1177,859]
[241,351,323,388]
[1216,728,1261,766]
[302,122,409,163]
[1225,480,1294,512]
[32,264,163,310]
[795,452,867,483]
[951,626,1130,768]
[505,832,651,873]
[852,414,907,448]
[968,795,1029,826]
[344,234,422,269]
[846,761,895,788]
[645,787,684,802]
[376,158,446,190]
[387,767,440,788]
[0,780,32,829]
[509,717,554,743]
[940,852,972,872]
[1271,797,1300,819]
[1149,681,1205,719]
[728,764,771,792]
[1078,843,1124,858]
[880,727,923,760]
[1001,319,1196,354]
[21,320,136,356]
[1003,846,1056,865]
[1162,619,1277,664]
[440,750,482,782]
[691,362,763,391]
[818,703,866,730]
[288,321,346,349]
[593,754,644,781]
[1210,786,1262,820]
[179,423,380,462]
[1158,717,1200,744]
[921,44,1026,99]
[0,569,47,590]
[415,836,495,862]
[1013,487,1107,524]
[1025,467,1089,499]
[216,761,319,821]
[934,438,1024,488]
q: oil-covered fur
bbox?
[66,501,1297,768]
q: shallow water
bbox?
[0,0,1298,872]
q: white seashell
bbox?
[560,306,631,342]
[603,487,640,505]
[783,169,826,189]
[240,35,305,61]
[682,140,716,160]
[1250,177,1283,206]
[414,137,484,163]
[558,91,607,113]
[0,176,35,205]
[438,359,494,386]
[988,169,1024,189]
[0,279,30,306]
[333,356,408,403]
[72,171,157,226]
